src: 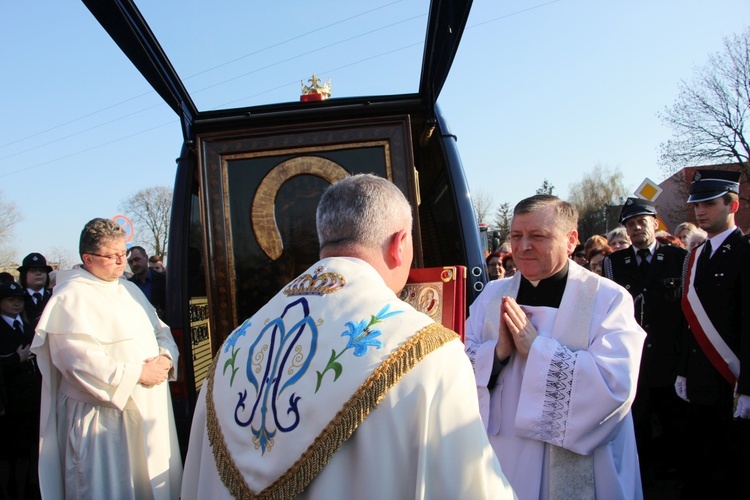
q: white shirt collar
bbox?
[634,240,657,262]
[706,226,737,256]
[1,314,22,328]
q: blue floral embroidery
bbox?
[223,318,251,386]
[315,303,402,392]
[341,319,382,356]
[225,318,250,352]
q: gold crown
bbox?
[283,266,346,296]
[301,73,332,98]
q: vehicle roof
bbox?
[82,0,472,142]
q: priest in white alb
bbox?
[465,195,646,499]
[182,174,515,499]
[32,218,182,499]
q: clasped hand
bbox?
[16,344,32,363]
[139,355,172,387]
[495,296,538,360]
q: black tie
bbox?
[12,319,23,335]
[698,240,712,272]
[33,292,42,304]
[637,248,650,273]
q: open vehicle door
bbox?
[81,0,486,444]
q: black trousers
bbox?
[681,396,750,499]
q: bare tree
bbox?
[568,165,629,241]
[471,189,496,224]
[0,190,22,265]
[659,27,750,202]
[536,179,556,195]
[45,246,75,270]
[0,248,17,269]
[119,186,173,258]
[0,190,22,246]
[492,202,512,245]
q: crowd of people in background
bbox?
[482,169,748,498]
[0,168,746,499]
[0,245,168,499]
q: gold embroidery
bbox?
[283,266,346,297]
[206,322,457,499]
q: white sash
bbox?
[682,245,739,385]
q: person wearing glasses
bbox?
[31,218,182,499]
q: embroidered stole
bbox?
[481,269,597,499]
[681,245,739,386]
[206,322,455,499]
[547,271,597,500]
[203,258,457,498]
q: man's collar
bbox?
[707,226,738,250]
[1,314,21,327]
[136,268,152,283]
[632,240,657,255]
[518,261,569,308]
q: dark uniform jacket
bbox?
[128,268,167,316]
[0,317,41,415]
[23,287,52,329]
[604,242,688,389]
[682,229,750,405]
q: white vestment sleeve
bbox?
[465,278,518,426]
[465,297,498,387]
[48,332,142,411]
[515,285,645,455]
[154,319,179,381]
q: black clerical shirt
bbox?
[489,262,570,383]
[515,262,569,309]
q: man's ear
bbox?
[729,199,741,214]
[81,254,94,267]
[566,229,579,255]
[387,229,409,268]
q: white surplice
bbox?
[182,257,515,499]
[32,268,182,500]
[465,262,646,500]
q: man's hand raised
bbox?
[502,296,537,357]
[496,297,516,362]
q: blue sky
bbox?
[1,0,749,264]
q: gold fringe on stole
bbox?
[206,322,457,499]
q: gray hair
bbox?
[316,174,412,251]
[674,222,699,236]
[513,195,578,233]
[607,226,631,244]
[79,218,126,258]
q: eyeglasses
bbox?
[87,252,128,262]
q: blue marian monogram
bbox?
[231,298,318,455]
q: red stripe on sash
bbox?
[681,249,738,386]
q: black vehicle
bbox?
[82,0,487,442]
